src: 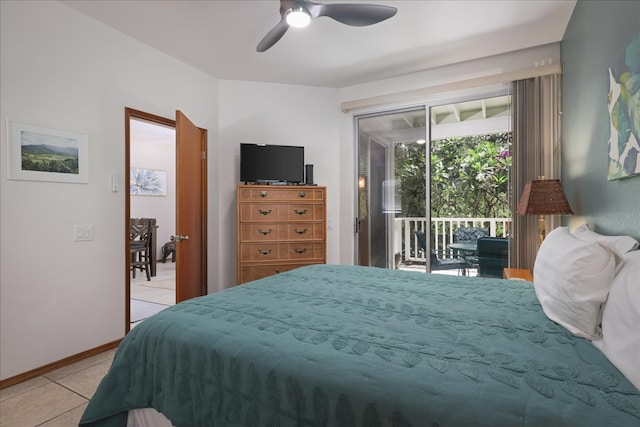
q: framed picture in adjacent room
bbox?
[7,120,88,183]
[130,167,168,196]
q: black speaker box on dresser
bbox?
[305,164,314,185]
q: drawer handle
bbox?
[298,191,306,198]
[258,209,272,216]
[258,229,273,235]
[260,191,268,198]
[258,249,272,256]
[294,228,308,235]
[294,248,308,254]
[293,209,308,215]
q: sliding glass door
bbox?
[355,92,512,277]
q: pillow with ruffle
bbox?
[572,223,638,262]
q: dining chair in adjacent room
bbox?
[130,218,152,281]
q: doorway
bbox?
[125,108,208,332]
[129,118,176,328]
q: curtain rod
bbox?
[340,63,562,112]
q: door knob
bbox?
[173,234,190,242]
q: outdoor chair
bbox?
[454,227,489,243]
[415,230,468,273]
[454,226,489,269]
[477,237,509,278]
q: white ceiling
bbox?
[62,0,576,88]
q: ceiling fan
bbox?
[257,0,398,52]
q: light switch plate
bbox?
[74,225,93,241]
[111,171,119,192]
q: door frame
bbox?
[125,108,175,332]
[124,107,208,332]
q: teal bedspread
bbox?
[80,265,640,426]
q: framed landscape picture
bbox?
[7,120,88,183]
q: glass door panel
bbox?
[356,107,427,270]
[429,94,512,277]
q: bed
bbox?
[80,227,640,427]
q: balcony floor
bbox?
[397,263,478,277]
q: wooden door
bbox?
[175,111,207,302]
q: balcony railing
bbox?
[394,217,512,264]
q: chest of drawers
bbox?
[237,185,326,284]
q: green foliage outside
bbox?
[22,154,79,174]
[395,132,512,219]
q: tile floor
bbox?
[0,349,116,427]
[130,261,176,327]
[0,262,176,427]
[131,261,176,306]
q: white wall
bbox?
[0,1,218,380]
[217,80,341,290]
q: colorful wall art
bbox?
[607,33,640,180]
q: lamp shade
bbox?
[516,179,573,216]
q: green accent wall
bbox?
[561,0,639,239]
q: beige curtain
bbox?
[511,74,562,270]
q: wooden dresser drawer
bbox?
[279,241,324,260]
[238,187,325,201]
[240,241,324,262]
[239,223,280,242]
[239,223,323,242]
[240,203,325,222]
[283,203,325,221]
[239,263,321,284]
[239,203,281,222]
[240,243,280,262]
[280,223,324,240]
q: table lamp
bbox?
[516,178,573,243]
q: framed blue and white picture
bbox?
[130,167,167,196]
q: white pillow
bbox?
[533,227,616,340]
[572,223,639,261]
[593,250,640,390]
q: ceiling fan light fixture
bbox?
[286,7,311,28]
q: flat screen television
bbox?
[240,143,304,184]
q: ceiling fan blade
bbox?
[314,3,397,27]
[257,17,289,52]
